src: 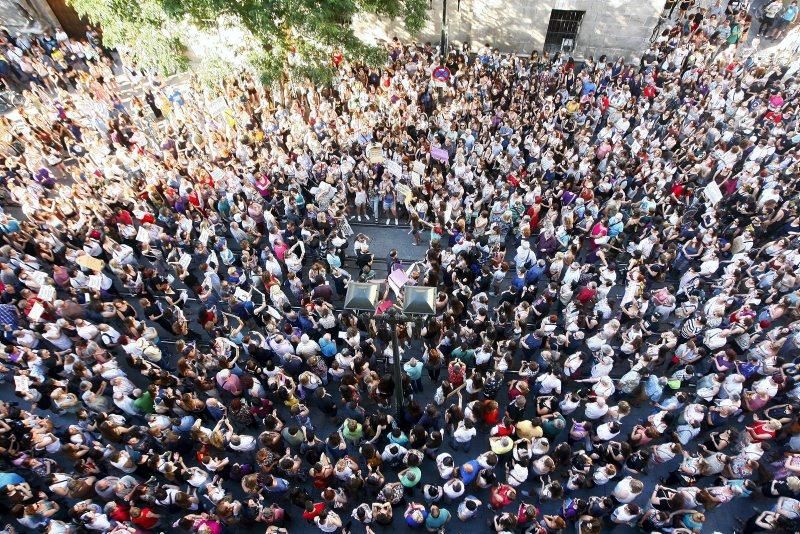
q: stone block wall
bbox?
[352,0,667,62]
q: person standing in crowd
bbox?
[0,4,798,533]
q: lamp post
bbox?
[344,282,437,419]
[440,0,448,58]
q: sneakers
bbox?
[386,218,391,225]
[394,219,399,226]
[357,216,362,222]
[363,215,370,220]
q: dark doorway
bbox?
[543,9,585,55]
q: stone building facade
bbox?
[353,0,667,61]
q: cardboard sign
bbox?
[410,172,421,188]
[38,285,55,302]
[367,144,384,164]
[76,255,105,271]
[386,160,402,178]
[704,181,723,205]
[396,184,413,206]
[135,226,151,243]
[413,161,426,176]
[234,287,250,302]
[198,229,210,246]
[430,147,449,163]
[207,251,218,268]
[211,168,225,182]
[266,305,282,320]
[28,302,44,322]
[179,254,192,270]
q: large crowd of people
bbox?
[0,0,799,532]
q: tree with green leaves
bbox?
[67,0,428,84]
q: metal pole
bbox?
[440,0,447,58]
[390,317,404,419]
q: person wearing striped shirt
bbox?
[680,316,705,340]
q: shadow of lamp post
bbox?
[344,282,437,418]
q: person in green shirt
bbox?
[450,343,476,367]
[341,419,363,449]
[132,388,155,414]
[425,505,451,531]
[541,412,567,440]
[399,466,422,495]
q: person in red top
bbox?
[481,399,501,426]
[115,209,133,226]
[747,418,781,443]
[106,502,130,523]
[129,506,160,529]
[489,483,517,509]
[517,503,540,527]
[302,500,326,522]
[577,283,598,306]
[491,417,516,437]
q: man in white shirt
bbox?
[450,420,476,451]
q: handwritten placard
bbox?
[28,302,44,322]
[87,275,103,291]
[234,287,250,302]
[38,285,55,302]
[14,375,30,393]
[386,160,402,178]
[135,226,151,243]
[413,161,426,176]
[198,229,210,246]
[30,271,47,286]
[704,181,723,205]
[179,254,192,270]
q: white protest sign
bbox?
[87,275,103,291]
[386,160,402,178]
[704,181,723,205]
[207,251,218,268]
[234,287,250,302]
[30,271,47,286]
[28,302,44,322]
[135,226,151,243]
[410,173,421,187]
[179,254,192,270]
[38,285,56,302]
[14,375,30,393]
[199,229,210,246]
[413,161,426,176]
[211,168,225,182]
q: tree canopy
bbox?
[67,0,428,84]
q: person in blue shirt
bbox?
[525,259,546,285]
[511,268,526,293]
[582,76,597,96]
[403,357,424,392]
[459,459,481,485]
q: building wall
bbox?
[352,0,667,61]
[0,0,61,34]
